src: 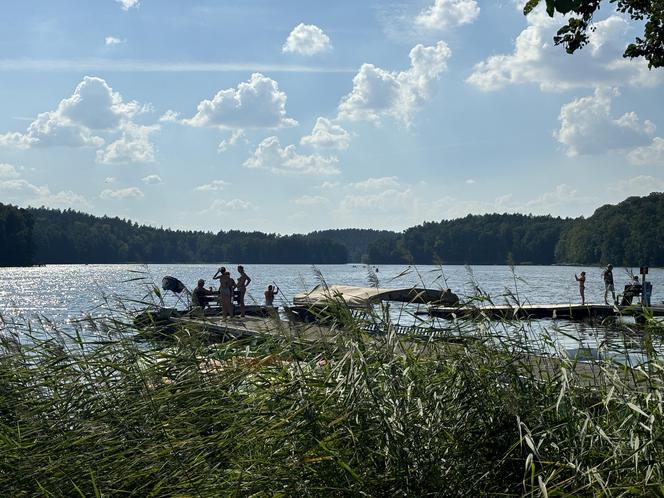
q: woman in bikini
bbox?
[213,266,235,318]
[575,271,586,305]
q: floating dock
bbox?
[425,303,664,321]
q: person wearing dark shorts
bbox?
[603,264,615,305]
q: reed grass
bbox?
[1,279,664,496]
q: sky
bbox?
[1,0,663,234]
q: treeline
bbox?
[0,205,348,266]
[0,204,34,267]
[366,192,664,266]
[555,192,664,266]
[1,193,662,267]
[367,214,568,265]
[309,228,396,263]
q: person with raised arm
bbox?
[213,266,235,318]
[575,271,586,305]
[264,284,279,307]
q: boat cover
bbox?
[292,284,444,307]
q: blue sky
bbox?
[1,0,663,233]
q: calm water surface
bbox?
[1,263,663,359]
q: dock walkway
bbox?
[426,303,664,320]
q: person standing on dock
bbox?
[236,265,251,318]
[575,271,586,305]
[603,264,615,305]
[213,267,235,318]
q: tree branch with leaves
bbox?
[524,0,664,68]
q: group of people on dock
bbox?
[575,264,642,306]
[191,265,279,318]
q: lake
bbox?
[1,263,662,360]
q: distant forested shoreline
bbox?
[1,192,662,267]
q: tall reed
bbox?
[1,282,663,496]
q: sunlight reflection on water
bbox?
[1,263,663,358]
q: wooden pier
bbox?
[425,303,664,321]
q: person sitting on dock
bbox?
[603,264,615,305]
[620,276,642,306]
[440,288,460,306]
[265,284,279,306]
[575,271,586,305]
[191,279,213,309]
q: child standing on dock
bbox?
[575,271,586,305]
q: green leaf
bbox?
[545,0,555,16]
[523,0,541,15]
[554,0,581,14]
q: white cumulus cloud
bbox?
[105,36,125,46]
[609,175,664,195]
[244,136,340,175]
[467,8,661,92]
[350,176,400,191]
[183,73,297,129]
[201,198,255,214]
[300,117,351,150]
[282,23,331,56]
[0,163,20,178]
[293,195,329,206]
[218,130,246,152]
[555,87,655,156]
[341,188,415,213]
[196,180,229,192]
[0,76,157,163]
[627,137,664,166]
[159,110,180,123]
[415,0,480,30]
[116,0,139,11]
[338,41,451,126]
[142,174,162,185]
[96,122,160,164]
[100,187,144,200]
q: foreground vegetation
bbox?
[2,293,664,496]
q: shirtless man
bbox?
[603,264,615,305]
[213,266,235,318]
[236,265,251,317]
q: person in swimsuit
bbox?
[213,266,235,318]
[575,271,586,305]
[236,265,251,317]
[603,264,615,305]
[264,284,279,306]
[191,279,213,309]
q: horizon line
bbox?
[0,58,357,74]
